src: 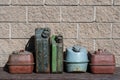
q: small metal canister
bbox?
[51,35,63,73]
[89,49,115,74]
[35,28,51,73]
[7,50,34,74]
[65,45,89,72]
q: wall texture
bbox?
[0,0,120,67]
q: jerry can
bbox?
[51,35,63,73]
[89,49,115,74]
[65,46,89,72]
[35,28,51,73]
[7,50,34,74]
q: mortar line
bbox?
[77,23,79,39]
[111,23,113,40]
[0,21,119,23]
[93,6,96,22]
[26,6,29,24]
[44,23,46,28]
[112,0,114,5]
[43,0,46,6]
[9,23,11,40]
[7,37,120,39]
[9,0,12,6]
[4,5,116,7]
[78,0,80,5]
[111,23,113,55]
[60,6,62,23]
[93,39,96,51]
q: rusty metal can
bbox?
[89,49,115,74]
[7,50,34,74]
[35,28,51,73]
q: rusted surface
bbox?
[0,67,120,80]
[89,49,115,74]
[35,28,51,73]
[7,51,34,74]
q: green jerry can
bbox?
[35,28,51,73]
[51,35,63,73]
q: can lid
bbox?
[72,45,81,52]
[42,28,51,38]
[55,34,63,43]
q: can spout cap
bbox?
[42,28,50,38]
[55,34,63,43]
[72,45,81,52]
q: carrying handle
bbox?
[12,50,25,54]
[19,50,24,52]
[95,49,107,54]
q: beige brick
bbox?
[114,0,120,5]
[96,6,120,22]
[12,0,43,5]
[64,39,94,51]
[12,23,77,38]
[115,56,120,67]
[61,6,94,22]
[112,24,120,38]
[45,0,78,5]
[0,55,9,61]
[11,23,44,38]
[79,23,111,38]
[95,39,113,53]
[0,61,8,67]
[0,39,28,55]
[28,6,60,22]
[112,40,120,56]
[0,23,9,38]
[0,0,10,5]
[45,23,77,38]
[79,0,112,5]
[0,6,26,22]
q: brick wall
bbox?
[0,0,120,67]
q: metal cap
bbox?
[72,45,81,52]
[42,28,50,38]
[55,34,63,43]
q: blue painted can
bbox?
[65,45,89,72]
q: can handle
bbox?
[72,45,81,52]
[95,49,107,54]
[12,50,25,54]
[19,50,24,52]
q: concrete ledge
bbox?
[0,67,120,80]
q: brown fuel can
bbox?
[89,49,115,74]
[7,50,34,74]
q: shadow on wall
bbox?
[3,35,36,73]
[3,63,9,72]
[25,35,36,72]
[25,35,35,54]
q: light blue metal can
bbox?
[65,45,89,72]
